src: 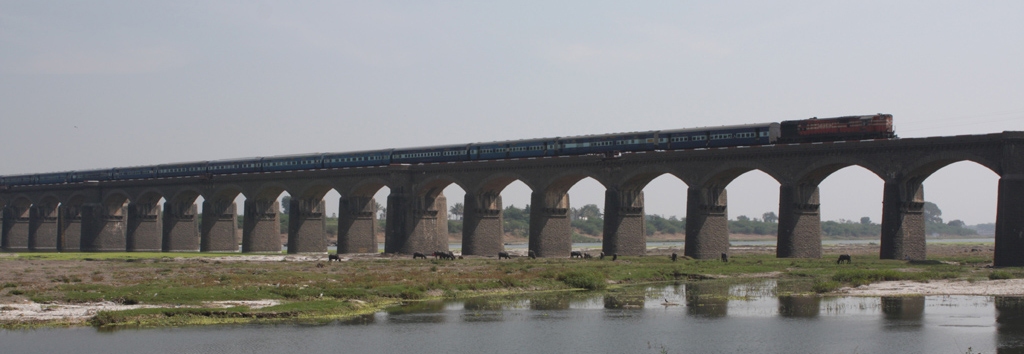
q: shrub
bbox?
[990,271,1014,280]
[812,280,841,293]
[557,271,606,290]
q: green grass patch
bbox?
[557,270,606,290]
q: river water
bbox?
[2,281,1020,354]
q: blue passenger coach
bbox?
[37,172,69,185]
[262,154,322,172]
[0,118,823,188]
[661,123,779,150]
[209,157,262,175]
[114,166,158,180]
[157,162,208,178]
[323,149,393,168]
[393,144,468,164]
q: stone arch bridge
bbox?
[3,132,1023,266]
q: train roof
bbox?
[322,148,395,156]
[392,143,470,152]
[208,156,263,164]
[658,122,778,135]
[781,113,890,123]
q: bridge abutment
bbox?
[287,199,327,254]
[777,184,822,258]
[529,191,571,258]
[29,204,59,252]
[385,193,448,254]
[685,186,729,259]
[462,193,503,256]
[2,205,30,251]
[242,200,281,253]
[880,181,926,260]
[602,189,646,256]
[995,176,1024,267]
[337,196,377,254]
[163,202,199,252]
[201,201,238,252]
[126,202,162,252]
[81,203,127,252]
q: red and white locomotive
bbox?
[779,114,894,143]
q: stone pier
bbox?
[163,202,199,252]
[776,184,822,258]
[602,189,646,256]
[685,186,729,259]
[880,181,926,260]
[461,192,503,256]
[242,200,281,253]
[287,198,327,254]
[81,203,127,252]
[384,193,448,254]
[529,191,571,258]
[126,202,162,252]
[995,176,1024,267]
[337,196,377,254]
[201,200,239,252]
[29,203,59,252]
[59,204,83,252]
[2,204,30,251]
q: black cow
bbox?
[837,254,852,264]
[612,253,618,261]
[328,254,341,262]
[528,250,536,259]
[498,251,511,260]
[721,253,729,262]
[599,252,605,260]
[413,252,427,259]
[671,253,678,262]
[584,253,593,259]
[570,251,583,259]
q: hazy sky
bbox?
[2,1,1022,225]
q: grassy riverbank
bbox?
[0,245,1011,329]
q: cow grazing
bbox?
[528,250,536,259]
[584,253,593,259]
[328,254,341,262]
[671,253,678,262]
[721,253,729,262]
[612,253,618,261]
[837,254,852,264]
[498,251,511,260]
[413,252,427,259]
[570,251,583,259]
[599,252,605,260]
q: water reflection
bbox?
[337,314,376,325]
[996,296,1024,353]
[880,296,925,332]
[778,296,821,318]
[603,294,645,309]
[685,282,729,318]
[461,297,506,323]
[3,283,1021,354]
[385,300,446,323]
[529,294,570,311]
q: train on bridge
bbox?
[0,114,894,188]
